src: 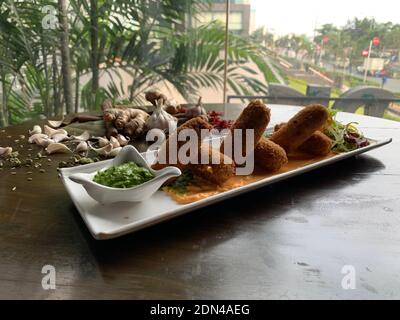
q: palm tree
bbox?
[0,0,273,127]
[58,0,73,114]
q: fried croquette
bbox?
[297,131,332,156]
[221,100,271,157]
[190,146,235,186]
[273,122,332,156]
[270,104,329,153]
[152,117,213,171]
[254,137,288,172]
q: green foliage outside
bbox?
[0,0,275,128]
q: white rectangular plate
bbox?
[59,137,392,240]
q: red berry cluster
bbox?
[344,131,370,148]
[207,111,234,130]
[177,106,187,114]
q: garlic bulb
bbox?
[185,96,207,119]
[146,99,178,134]
[0,147,13,158]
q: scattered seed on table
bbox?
[27,171,33,174]
[11,172,16,175]
[47,158,52,162]
[27,177,33,181]
[12,187,16,191]
[39,169,45,173]
[19,135,25,139]
[14,140,20,143]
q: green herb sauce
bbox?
[93,162,154,188]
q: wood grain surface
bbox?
[0,104,399,299]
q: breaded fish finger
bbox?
[274,122,332,156]
[254,137,288,172]
[270,104,329,153]
[221,100,271,157]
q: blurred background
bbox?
[0,0,399,128]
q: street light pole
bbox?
[363,40,373,83]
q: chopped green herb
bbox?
[93,162,154,188]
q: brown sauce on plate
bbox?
[164,152,336,205]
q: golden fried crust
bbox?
[254,137,288,172]
[221,100,271,156]
[190,146,235,186]
[274,122,286,132]
[179,117,213,137]
[152,117,213,171]
[298,131,332,156]
[270,104,329,152]
[273,122,332,156]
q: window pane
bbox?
[226,0,400,120]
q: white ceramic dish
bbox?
[59,136,392,240]
[68,145,181,204]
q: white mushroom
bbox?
[89,143,114,157]
[47,118,64,129]
[71,131,90,142]
[110,136,120,148]
[46,143,72,155]
[35,137,54,148]
[74,141,88,155]
[29,125,42,136]
[0,147,13,158]
[117,134,130,146]
[28,133,48,144]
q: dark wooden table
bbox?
[0,104,399,299]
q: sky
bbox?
[252,0,400,36]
